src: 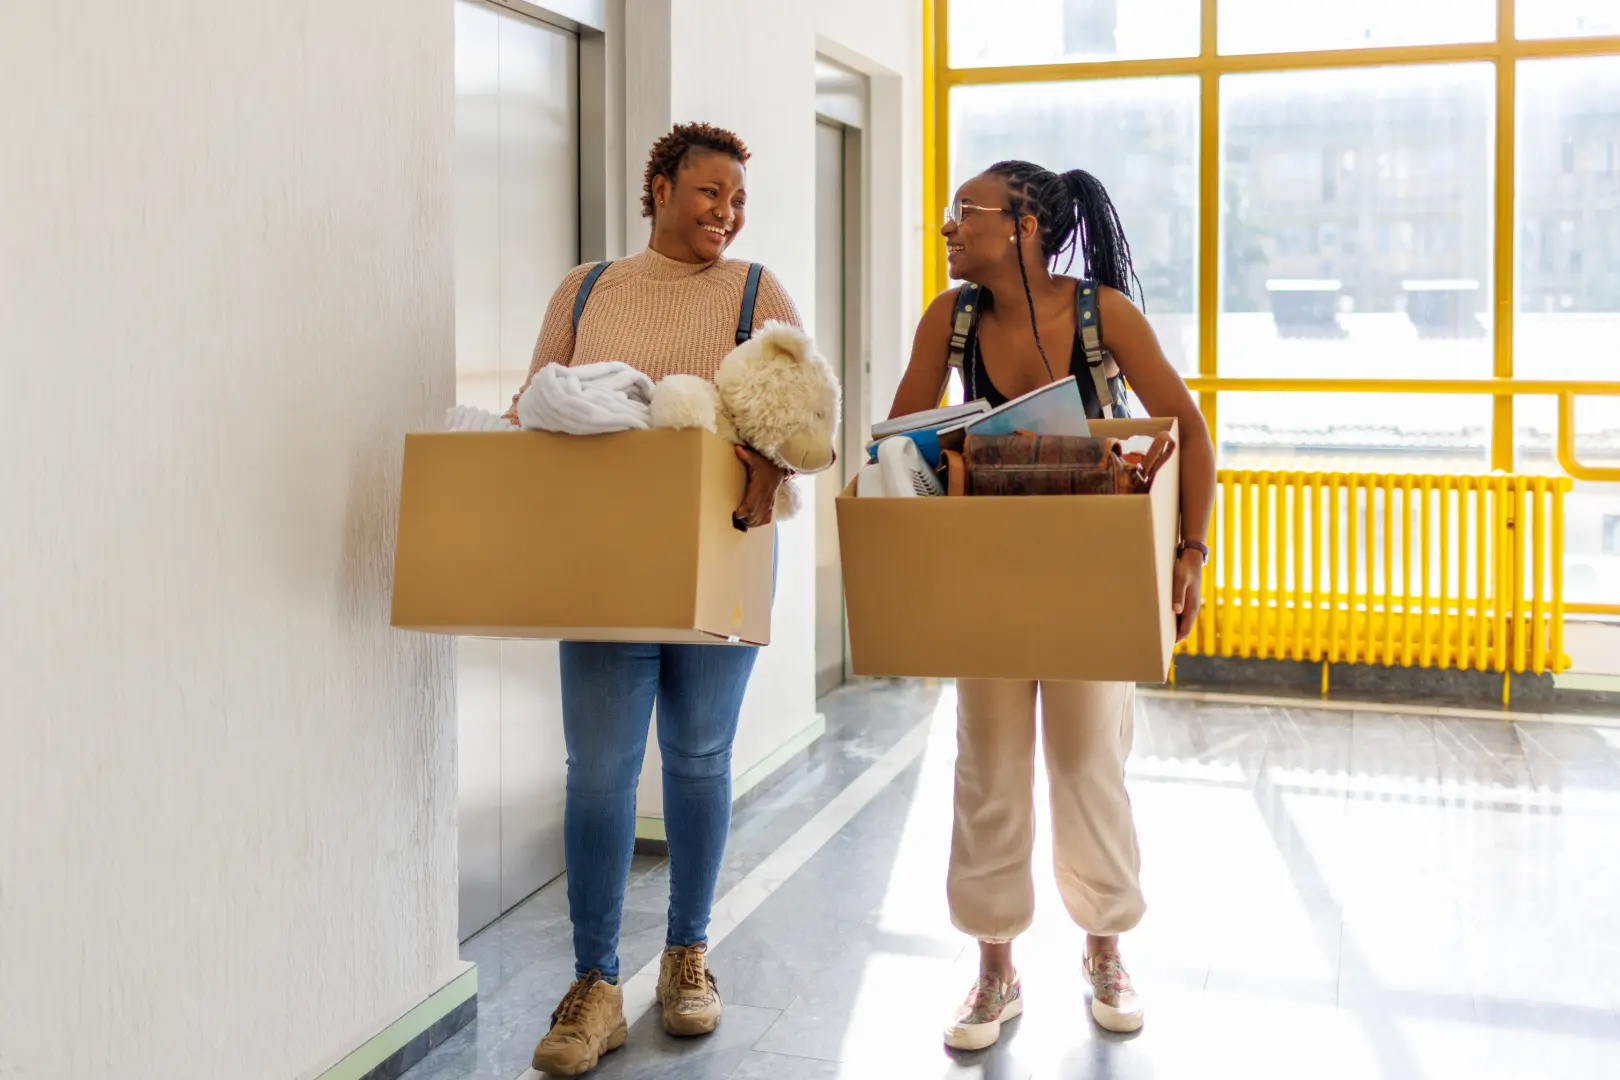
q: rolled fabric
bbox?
[516,361,655,435]
[443,404,514,432]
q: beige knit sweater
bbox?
[504,247,802,422]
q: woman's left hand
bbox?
[734,446,785,530]
[1173,549,1205,642]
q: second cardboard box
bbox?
[836,418,1181,683]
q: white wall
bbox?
[816,0,928,430]
[622,0,923,819]
[0,4,460,1079]
[1565,621,1620,677]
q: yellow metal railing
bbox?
[1181,471,1571,687]
[1182,377,1620,487]
[1180,378,1620,626]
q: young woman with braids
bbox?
[513,123,803,1078]
[889,161,1215,1049]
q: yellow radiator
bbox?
[1178,471,1572,677]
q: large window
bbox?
[1220,0,1495,55]
[949,0,1200,68]
[951,77,1200,372]
[1218,394,1492,475]
[1515,57,1620,377]
[1220,64,1495,381]
[1513,56,1620,605]
[930,0,1620,610]
[1519,2,1620,40]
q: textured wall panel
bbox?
[0,3,459,1079]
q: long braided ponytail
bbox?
[983,160,1142,381]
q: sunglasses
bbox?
[942,199,1011,227]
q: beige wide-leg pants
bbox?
[947,679,1144,943]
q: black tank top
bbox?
[966,332,1089,409]
[946,281,1132,419]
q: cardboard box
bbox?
[391,429,773,645]
[836,418,1180,682]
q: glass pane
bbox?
[1519,2,1620,39]
[1220,0,1494,55]
[1220,64,1495,379]
[948,0,1199,69]
[1517,398,1620,606]
[1514,58,1620,606]
[950,78,1200,373]
[1515,58,1620,380]
[1219,392,1491,474]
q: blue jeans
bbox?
[559,640,759,980]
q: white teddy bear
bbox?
[649,321,841,521]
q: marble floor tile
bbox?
[586,1003,782,1080]
[1515,722,1620,795]
[724,1051,847,1079]
[404,683,1620,1080]
[1434,715,1531,793]
[752,948,964,1064]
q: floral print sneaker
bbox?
[1085,950,1145,1033]
[943,974,1023,1051]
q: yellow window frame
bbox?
[923,0,1620,616]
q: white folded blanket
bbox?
[516,362,654,435]
[443,404,514,432]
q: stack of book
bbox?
[864,400,991,468]
[938,377,1091,438]
[867,377,1094,466]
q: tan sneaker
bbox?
[657,943,723,1036]
[531,973,628,1077]
[1085,950,1144,1033]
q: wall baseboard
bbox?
[733,712,828,803]
[1150,655,1620,726]
[312,963,477,1080]
[633,713,828,856]
[1556,671,1620,694]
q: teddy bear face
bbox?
[714,322,841,474]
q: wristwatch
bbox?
[1178,539,1209,563]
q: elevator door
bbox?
[453,0,579,940]
[814,120,848,698]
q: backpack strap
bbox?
[736,262,765,345]
[572,261,613,335]
[1074,279,1120,419]
[946,284,983,373]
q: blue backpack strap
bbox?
[572,261,613,335]
[946,284,983,373]
[1074,279,1125,419]
[736,262,766,345]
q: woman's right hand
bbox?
[1172,548,1205,642]
[734,446,785,531]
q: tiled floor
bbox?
[406,681,1620,1080]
